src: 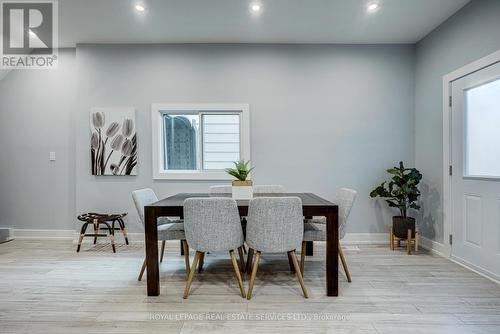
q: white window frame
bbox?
[151,103,250,180]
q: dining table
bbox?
[144,192,339,297]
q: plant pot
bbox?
[232,180,253,200]
[392,216,416,239]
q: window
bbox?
[152,104,250,180]
[465,78,500,178]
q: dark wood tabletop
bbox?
[144,192,339,297]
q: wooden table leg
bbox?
[145,206,160,296]
[326,206,339,296]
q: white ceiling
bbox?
[0,1,471,82]
[57,0,471,46]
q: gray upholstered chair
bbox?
[253,185,285,193]
[183,198,246,299]
[209,185,232,194]
[246,197,308,299]
[301,188,357,282]
[132,189,190,281]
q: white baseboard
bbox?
[10,229,390,245]
[12,229,76,240]
[450,255,500,284]
[12,229,147,243]
[419,236,447,257]
[341,233,389,245]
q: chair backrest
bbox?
[183,198,244,252]
[209,185,232,195]
[132,188,159,226]
[246,197,303,253]
[334,188,357,240]
[253,185,285,194]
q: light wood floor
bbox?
[1,239,499,334]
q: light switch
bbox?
[49,152,56,161]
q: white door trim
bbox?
[442,48,500,258]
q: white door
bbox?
[451,61,500,280]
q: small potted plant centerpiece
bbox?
[370,161,422,249]
[226,160,254,200]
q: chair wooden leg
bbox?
[138,258,147,281]
[229,250,246,298]
[247,251,261,300]
[300,241,306,275]
[338,244,352,283]
[407,229,411,255]
[246,248,254,274]
[198,252,205,273]
[390,226,394,250]
[288,250,309,298]
[415,231,419,253]
[184,251,202,299]
[237,246,245,273]
[160,240,166,263]
[182,240,190,276]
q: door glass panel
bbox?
[465,78,500,177]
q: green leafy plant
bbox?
[370,161,422,218]
[226,160,254,181]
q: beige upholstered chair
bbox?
[183,198,246,299]
[246,197,308,299]
[209,185,232,195]
[132,189,190,281]
[253,185,285,193]
[302,188,357,282]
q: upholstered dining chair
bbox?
[132,189,190,281]
[183,198,246,299]
[245,184,285,272]
[246,197,308,299]
[253,185,285,193]
[209,185,232,194]
[301,188,357,282]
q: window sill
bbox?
[153,171,233,181]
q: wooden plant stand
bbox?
[76,213,128,253]
[390,226,418,255]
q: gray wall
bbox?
[0,44,416,233]
[76,44,415,233]
[414,0,500,243]
[0,49,77,231]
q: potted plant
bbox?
[370,161,422,240]
[226,160,254,200]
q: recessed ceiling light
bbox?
[366,2,380,13]
[250,2,262,14]
[135,4,145,12]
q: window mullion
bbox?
[199,112,205,171]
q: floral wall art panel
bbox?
[90,107,137,176]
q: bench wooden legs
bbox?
[76,219,115,253]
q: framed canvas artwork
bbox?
[90,107,137,175]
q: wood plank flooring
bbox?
[0,240,499,333]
